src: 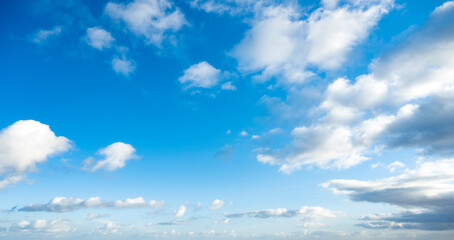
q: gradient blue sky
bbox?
[1,0,454,239]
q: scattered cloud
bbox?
[178,61,222,90]
[174,205,186,217]
[0,120,71,189]
[19,196,164,212]
[105,0,187,46]
[32,26,62,44]
[83,142,138,171]
[9,218,76,233]
[208,199,224,210]
[221,82,236,91]
[227,206,338,220]
[112,56,136,76]
[85,27,115,50]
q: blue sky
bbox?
[1,0,454,239]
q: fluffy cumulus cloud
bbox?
[208,199,224,210]
[230,0,394,84]
[105,0,187,46]
[19,196,164,212]
[227,206,338,220]
[178,61,223,90]
[9,218,76,233]
[85,27,115,50]
[83,142,138,171]
[112,56,136,76]
[174,205,186,217]
[256,1,454,172]
[0,120,71,189]
[324,158,454,230]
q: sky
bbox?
[1,0,454,239]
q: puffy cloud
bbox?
[226,206,338,220]
[208,199,224,210]
[19,196,164,212]
[112,56,136,76]
[0,120,71,189]
[178,62,222,89]
[32,26,62,44]
[85,27,115,50]
[323,158,454,230]
[83,142,137,171]
[174,205,186,217]
[231,0,394,84]
[105,0,187,46]
[9,218,76,233]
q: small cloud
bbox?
[226,129,231,135]
[85,27,115,50]
[221,82,236,91]
[174,205,186,218]
[32,26,62,44]
[240,131,248,136]
[112,56,136,76]
[387,161,405,173]
[179,61,221,89]
[83,142,138,172]
[208,199,224,210]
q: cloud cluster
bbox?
[0,120,71,189]
[231,0,394,84]
[83,142,138,171]
[105,0,187,46]
[324,158,454,230]
[257,1,454,173]
[9,218,76,233]
[227,206,338,220]
[19,196,164,212]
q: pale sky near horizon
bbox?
[1,0,454,239]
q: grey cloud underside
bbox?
[383,95,454,155]
[325,158,454,230]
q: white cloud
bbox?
[221,81,236,91]
[105,0,187,46]
[83,142,137,171]
[387,161,405,173]
[174,205,186,217]
[208,199,224,210]
[324,158,454,230]
[0,120,71,189]
[112,56,136,76]
[19,196,164,212]
[257,1,454,172]
[85,27,115,50]
[10,218,76,233]
[32,26,62,44]
[178,61,222,89]
[226,206,338,220]
[240,131,248,136]
[231,0,394,84]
